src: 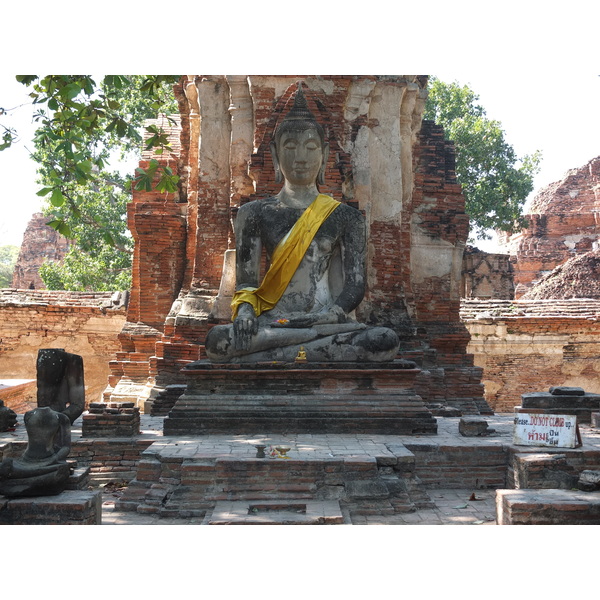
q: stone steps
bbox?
[115,438,434,520]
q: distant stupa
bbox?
[11,213,69,289]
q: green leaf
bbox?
[46,219,72,238]
[36,187,54,197]
[77,160,93,174]
[60,82,83,100]
[50,188,65,207]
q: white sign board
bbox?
[513,413,578,448]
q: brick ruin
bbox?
[11,212,69,290]
[0,290,126,410]
[104,75,488,416]
[461,246,514,299]
[501,155,600,299]
[462,298,600,412]
[5,83,596,422]
[460,156,600,412]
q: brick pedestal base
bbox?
[83,402,141,437]
[0,490,102,525]
[496,489,600,525]
[163,360,437,435]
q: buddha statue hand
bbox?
[233,302,258,350]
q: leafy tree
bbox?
[424,77,541,239]
[3,75,181,290]
[0,245,19,287]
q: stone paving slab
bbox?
[100,488,497,525]
[205,499,345,525]
[4,412,600,450]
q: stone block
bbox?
[496,489,600,525]
[459,417,494,437]
[513,453,578,490]
[578,470,600,491]
[0,490,102,524]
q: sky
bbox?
[1,3,598,251]
[2,1,598,592]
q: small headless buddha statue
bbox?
[204,84,400,363]
[0,406,71,497]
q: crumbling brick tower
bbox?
[104,75,488,417]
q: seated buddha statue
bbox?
[204,84,400,363]
[0,406,71,498]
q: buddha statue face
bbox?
[271,84,329,187]
[275,127,325,187]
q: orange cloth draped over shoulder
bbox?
[230,194,340,320]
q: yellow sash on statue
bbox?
[231,194,341,320]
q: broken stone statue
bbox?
[0,400,18,432]
[205,83,400,363]
[36,348,85,424]
[0,406,71,497]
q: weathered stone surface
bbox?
[521,390,600,423]
[163,361,437,435]
[513,453,578,490]
[205,499,344,525]
[116,438,431,518]
[550,386,585,396]
[82,402,141,438]
[0,290,126,407]
[458,417,494,437]
[577,470,600,491]
[501,156,600,299]
[463,298,600,413]
[461,246,515,299]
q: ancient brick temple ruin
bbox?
[460,156,600,412]
[503,156,600,299]
[103,75,489,422]
[11,213,69,290]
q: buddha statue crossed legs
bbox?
[205,84,399,363]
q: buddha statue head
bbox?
[271,83,329,186]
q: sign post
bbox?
[513,412,581,448]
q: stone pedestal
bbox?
[163,360,437,436]
[82,402,141,437]
[521,389,600,423]
[0,490,102,525]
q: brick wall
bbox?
[462,299,600,412]
[0,290,126,409]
